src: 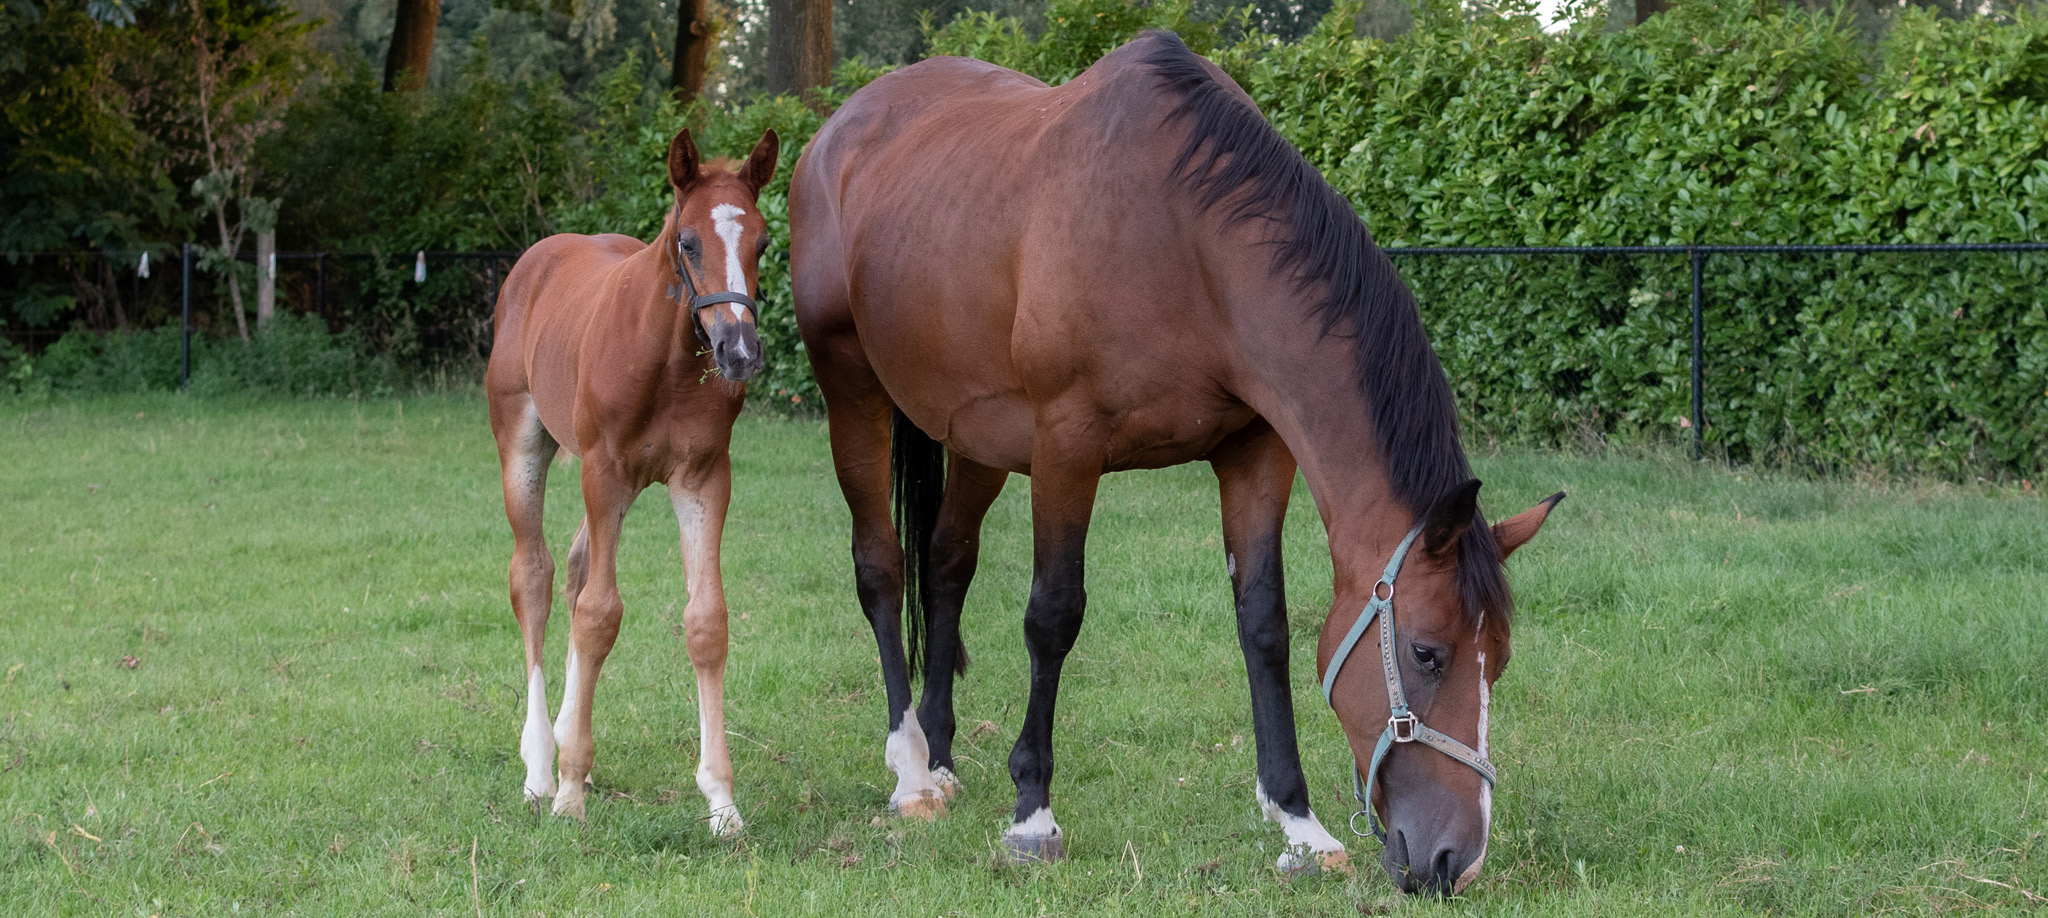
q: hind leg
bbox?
[807,326,946,819]
[550,457,636,820]
[492,394,561,807]
[670,457,743,838]
[917,454,1008,800]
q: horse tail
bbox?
[892,407,947,682]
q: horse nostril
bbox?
[1433,847,1457,884]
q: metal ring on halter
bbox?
[1348,808,1375,839]
[1372,579,1394,602]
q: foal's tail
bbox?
[891,408,967,681]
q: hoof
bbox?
[524,789,553,814]
[1278,847,1353,877]
[890,793,948,821]
[708,807,744,840]
[551,787,587,821]
[1003,833,1066,864]
[931,767,963,801]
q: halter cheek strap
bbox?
[1320,523,1498,842]
[672,207,761,346]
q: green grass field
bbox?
[3,394,2043,916]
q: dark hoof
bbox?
[1003,833,1066,864]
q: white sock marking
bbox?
[884,707,942,809]
[553,645,582,750]
[1256,780,1345,871]
[521,665,557,800]
[1005,807,1061,839]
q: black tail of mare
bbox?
[891,407,962,682]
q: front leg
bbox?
[1211,421,1349,876]
[671,459,743,838]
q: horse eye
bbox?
[754,234,769,257]
[1412,644,1442,674]
[679,231,701,255]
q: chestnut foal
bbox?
[487,128,778,836]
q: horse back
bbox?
[794,35,1259,468]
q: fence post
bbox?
[180,242,192,390]
[315,252,327,324]
[1689,248,1705,460]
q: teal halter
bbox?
[1319,523,1498,842]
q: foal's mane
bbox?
[1140,31,1511,626]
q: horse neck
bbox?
[1256,373,1420,599]
[608,220,692,367]
[1214,279,1442,599]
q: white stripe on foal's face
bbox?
[710,204,748,297]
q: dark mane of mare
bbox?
[1139,31,1511,627]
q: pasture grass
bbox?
[1,394,2043,916]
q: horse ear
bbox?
[1494,492,1564,560]
[668,129,701,191]
[742,129,779,195]
[1422,479,1483,556]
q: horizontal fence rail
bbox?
[1381,243,2048,460]
[9,243,2045,473]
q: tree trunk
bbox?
[1633,0,1668,25]
[767,0,832,99]
[256,229,275,330]
[672,0,710,104]
[214,205,249,344]
[384,0,441,92]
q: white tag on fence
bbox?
[269,252,277,279]
[414,251,426,283]
[138,251,150,278]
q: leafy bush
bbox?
[25,313,393,397]
[19,0,2044,477]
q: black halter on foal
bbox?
[671,207,759,346]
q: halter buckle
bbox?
[1388,711,1419,742]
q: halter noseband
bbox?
[671,206,760,346]
[1320,523,1498,842]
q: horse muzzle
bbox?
[709,322,765,381]
[1380,806,1488,896]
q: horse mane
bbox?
[1139,31,1511,626]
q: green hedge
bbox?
[21,0,2042,478]
[921,0,2048,478]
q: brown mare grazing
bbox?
[487,128,778,836]
[790,33,1559,893]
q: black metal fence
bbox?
[9,242,2046,468]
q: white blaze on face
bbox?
[1458,623,1494,894]
[710,204,748,295]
